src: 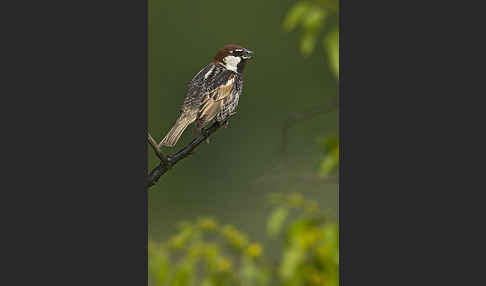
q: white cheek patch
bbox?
[223,55,241,72]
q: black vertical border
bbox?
[339,0,447,284]
[2,0,148,284]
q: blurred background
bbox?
[149,0,338,284]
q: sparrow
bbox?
[160,44,254,147]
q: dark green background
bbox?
[149,0,338,245]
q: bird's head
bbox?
[214,44,254,73]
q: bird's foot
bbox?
[201,126,210,136]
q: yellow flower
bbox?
[310,273,323,285]
[246,243,263,258]
[298,230,321,249]
[168,236,184,249]
[221,225,237,238]
[188,246,203,258]
[221,225,248,250]
[288,193,304,206]
[217,258,232,272]
[198,217,217,231]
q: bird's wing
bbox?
[197,71,236,127]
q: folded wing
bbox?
[196,71,235,129]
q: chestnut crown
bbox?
[213,44,254,73]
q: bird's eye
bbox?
[233,50,244,57]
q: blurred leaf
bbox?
[172,261,195,286]
[318,135,338,153]
[201,278,214,286]
[267,207,289,237]
[149,197,338,286]
[298,8,327,56]
[168,226,197,250]
[148,241,169,286]
[322,223,339,264]
[317,136,339,177]
[324,28,339,79]
[280,244,305,280]
[300,29,318,56]
[301,8,327,30]
[240,256,269,286]
[221,224,249,250]
[282,1,312,32]
[298,8,327,57]
[318,145,339,177]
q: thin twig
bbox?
[148,133,169,163]
[281,97,338,154]
[147,121,224,188]
[253,164,339,185]
[250,97,340,187]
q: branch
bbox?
[253,164,339,186]
[148,133,169,163]
[254,97,339,187]
[147,121,224,188]
[281,97,338,154]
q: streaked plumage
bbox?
[160,45,253,147]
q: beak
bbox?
[243,49,254,59]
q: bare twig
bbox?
[253,164,339,185]
[147,121,224,188]
[281,97,338,154]
[148,133,169,163]
[251,97,339,187]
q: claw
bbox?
[201,127,210,136]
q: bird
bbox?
[159,44,254,147]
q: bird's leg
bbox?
[201,125,211,144]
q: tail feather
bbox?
[160,116,192,147]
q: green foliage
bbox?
[149,194,338,286]
[282,2,312,32]
[283,1,340,180]
[282,0,339,79]
[317,136,339,177]
[267,207,289,237]
[269,193,338,286]
[324,28,339,79]
[149,217,267,286]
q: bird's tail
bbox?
[160,115,192,147]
